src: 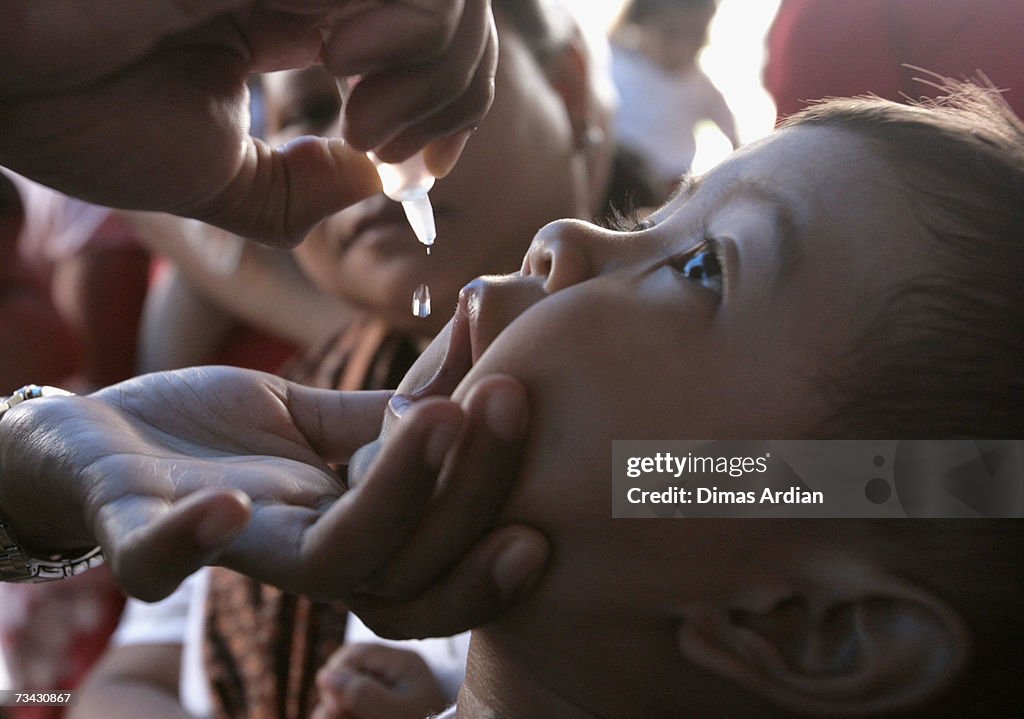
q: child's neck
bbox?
[457,619,705,718]
[456,635,599,719]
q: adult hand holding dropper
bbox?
[0,0,494,246]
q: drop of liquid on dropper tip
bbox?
[412,283,431,319]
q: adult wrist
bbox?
[0,385,105,582]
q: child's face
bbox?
[402,123,923,448]
[391,125,932,713]
[641,5,716,71]
[263,21,592,335]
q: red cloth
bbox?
[0,174,80,387]
[213,326,296,375]
[765,0,1024,121]
[0,174,149,389]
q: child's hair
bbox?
[781,81,1024,438]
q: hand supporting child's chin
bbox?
[342,374,550,639]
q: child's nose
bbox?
[522,218,609,294]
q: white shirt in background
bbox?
[611,45,737,186]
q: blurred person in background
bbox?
[128,75,347,378]
[0,172,149,392]
[0,173,79,390]
[609,0,739,201]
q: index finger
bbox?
[300,397,464,588]
[321,0,469,76]
[98,489,252,601]
[355,375,527,599]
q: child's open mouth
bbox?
[405,274,548,401]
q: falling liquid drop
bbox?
[426,245,431,256]
[412,283,431,318]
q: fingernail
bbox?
[388,394,412,419]
[493,539,546,602]
[424,422,459,470]
[424,128,475,178]
[485,385,526,442]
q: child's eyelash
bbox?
[668,222,720,270]
[598,206,654,233]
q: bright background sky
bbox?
[562,0,784,173]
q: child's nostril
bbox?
[525,248,552,279]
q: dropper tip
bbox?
[402,196,436,248]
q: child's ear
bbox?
[675,560,971,716]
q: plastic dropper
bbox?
[368,151,437,253]
[335,75,437,251]
[370,151,437,319]
[336,78,437,317]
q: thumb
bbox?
[100,489,251,601]
[191,136,382,248]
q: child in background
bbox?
[610,0,739,200]
[356,81,1024,717]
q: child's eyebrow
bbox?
[644,174,701,223]
[718,179,804,285]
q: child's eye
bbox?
[672,241,724,293]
